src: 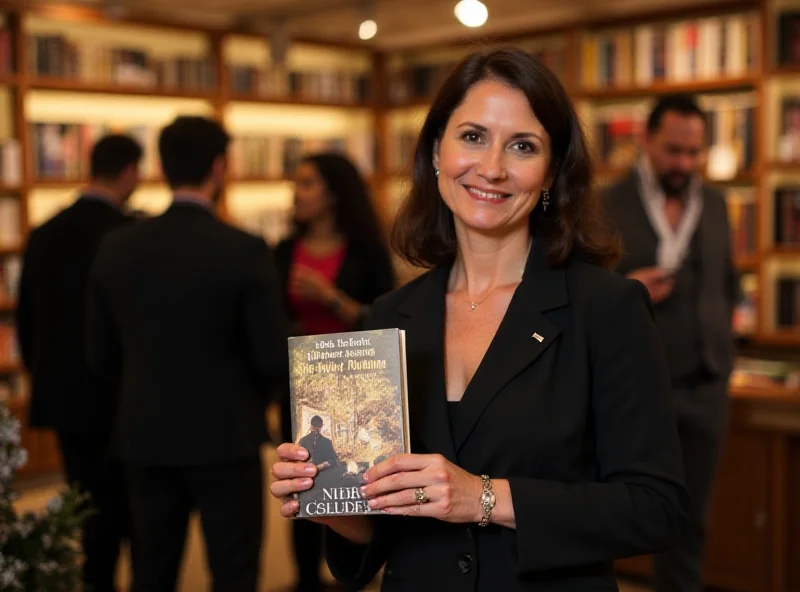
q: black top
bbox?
[325,241,689,591]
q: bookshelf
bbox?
[0,1,795,476]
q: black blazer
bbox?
[16,195,131,437]
[87,202,289,466]
[325,242,690,591]
[274,235,396,333]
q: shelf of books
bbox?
[222,35,377,246]
[0,7,387,477]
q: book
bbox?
[287,328,410,518]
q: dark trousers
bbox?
[653,376,728,592]
[126,457,264,592]
[58,432,133,592]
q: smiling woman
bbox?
[268,47,691,592]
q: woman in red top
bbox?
[275,152,395,592]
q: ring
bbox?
[415,487,430,504]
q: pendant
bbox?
[469,302,478,310]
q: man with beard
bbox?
[16,133,142,592]
[88,116,289,592]
[603,93,739,592]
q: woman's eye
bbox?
[461,131,481,143]
[512,141,536,153]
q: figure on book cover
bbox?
[299,415,340,474]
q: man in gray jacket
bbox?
[602,93,740,592]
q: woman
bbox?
[275,152,395,592]
[270,49,689,591]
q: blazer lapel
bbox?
[398,265,458,464]
[451,242,568,453]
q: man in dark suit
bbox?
[87,115,289,592]
[16,134,143,592]
[602,94,740,592]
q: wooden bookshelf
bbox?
[0,246,20,257]
[0,360,20,373]
[0,299,15,312]
[27,78,217,100]
[577,76,760,100]
[32,177,165,188]
[227,94,374,110]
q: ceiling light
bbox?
[454,0,488,28]
[359,19,377,40]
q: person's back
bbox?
[93,201,287,465]
[16,133,143,592]
[20,197,130,431]
[88,115,289,592]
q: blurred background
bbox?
[0,0,799,590]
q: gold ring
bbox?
[415,487,430,504]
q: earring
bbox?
[542,188,550,211]
[434,167,439,177]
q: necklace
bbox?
[466,239,532,311]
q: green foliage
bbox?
[0,402,92,592]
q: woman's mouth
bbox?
[464,185,513,203]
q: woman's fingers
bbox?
[271,461,317,482]
[276,443,310,462]
[360,470,430,499]
[269,476,315,499]
[280,499,302,518]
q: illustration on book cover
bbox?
[288,328,410,518]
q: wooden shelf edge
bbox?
[28,78,217,100]
[227,93,375,110]
[730,384,800,400]
[735,255,759,270]
[754,331,800,347]
[764,247,800,257]
[768,65,800,77]
[0,246,21,257]
[0,361,21,373]
[32,178,164,188]
[766,160,800,172]
[576,76,758,100]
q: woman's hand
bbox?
[289,265,337,304]
[269,443,318,518]
[269,443,375,544]
[360,453,483,523]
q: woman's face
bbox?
[293,162,333,224]
[433,79,553,237]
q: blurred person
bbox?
[87,115,289,592]
[275,152,395,592]
[16,133,142,592]
[268,48,689,591]
[603,93,739,592]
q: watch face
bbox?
[481,491,496,507]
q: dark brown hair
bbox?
[391,47,621,269]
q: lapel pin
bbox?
[532,332,544,342]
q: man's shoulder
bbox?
[599,169,640,202]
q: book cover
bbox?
[288,328,410,518]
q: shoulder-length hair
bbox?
[391,47,621,269]
[297,152,387,252]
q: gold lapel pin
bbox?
[532,332,544,342]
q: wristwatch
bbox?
[478,474,495,527]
